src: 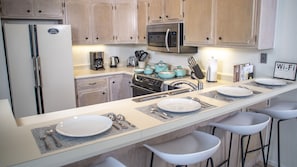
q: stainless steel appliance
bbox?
[3,23,76,118]
[110,56,120,68]
[131,74,177,97]
[147,23,198,53]
[90,52,104,70]
[127,56,138,67]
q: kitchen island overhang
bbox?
[0,79,296,167]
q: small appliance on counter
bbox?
[206,57,218,82]
[110,56,120,68]
[127,56,138,67]
[90,51,104,70]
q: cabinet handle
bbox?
[218,37,222,40]
[88,82,96,85]
[27,10,31,13]
[130,36,133,40]
[38,10,42,13]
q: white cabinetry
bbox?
[75,77,109,107]
[1,0,64,19]
[75,74,132,107]
[109,74,132,101]
[148,0,183,24]
[183,0,277,49]
[65,0,137,44]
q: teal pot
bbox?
[174,66,186,77]
[154,61,168,73]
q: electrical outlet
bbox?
[260,53,267,64]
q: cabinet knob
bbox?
[206,37,210,40]
[130,36,133,40]
[102,92,105,95]
[85,37,89,40]
[27,10,31,13]
[143,36,146,39]
[218,37,222,40]
[112,81,115,84]
[165,15,169,18]
[159,16,162,19]
[38,10,42,13]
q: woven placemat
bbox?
[31,116,136,154]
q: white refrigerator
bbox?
[3,24,76,118]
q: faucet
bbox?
[169,80,203,91]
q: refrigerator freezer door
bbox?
[35,25,76,113]
[3,24,38,117]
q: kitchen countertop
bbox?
[1,68,297,167]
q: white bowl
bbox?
[134,68,144,74]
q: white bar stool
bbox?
[209,111,271,167]
[143,131,221,167]
[254,99,297,167]
[91,157,126,167]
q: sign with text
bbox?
[273,61,297,80]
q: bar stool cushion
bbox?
[91,157,126,167]
[209,112,271,135]
[144,131,221,165]
[256,100,297,120]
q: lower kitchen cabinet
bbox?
[75,74,132,107]
[75,77,109,107]
[109,74,132,101]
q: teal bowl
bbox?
[158,71,175,79]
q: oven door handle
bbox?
[131,84,158,93]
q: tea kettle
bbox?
[110,56,120,68]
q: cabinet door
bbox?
[76,77,109,106]
[215,0,256,46]
[184,0,214,45]
[137,0,148,43]
[109,74,132,101]
[77,89,108,107]
[164,0,183,22]
[1,0,34,17]
[91,0,114,44]
[114,0,137,43]
[148,0,163,23]
[65,0,91,44]
[34,0,64,17]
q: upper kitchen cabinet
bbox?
[183,0,214,45]
[113,0,137,43]
[148,0,183,24]
[65,0,137,44]
[65,0,91,44]
[0,0,65,19]
[184,0,277,49]
[137,0,149,43]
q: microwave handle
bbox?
[165,28,170,51]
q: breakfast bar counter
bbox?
[1,79,296,167]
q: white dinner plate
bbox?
[157,98,201,113]
[216,86,253,97]
[255,78,287,86]
[56,115,112,137]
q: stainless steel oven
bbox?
[131,74,176,97]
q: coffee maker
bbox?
[90,52,104,70]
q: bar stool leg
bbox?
[212,127,232,167]
[150,152,154,167]
[277,120,282,167]
[206,157,214,167]
[265,118,274,167]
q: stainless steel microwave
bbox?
[147,23,197,53]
